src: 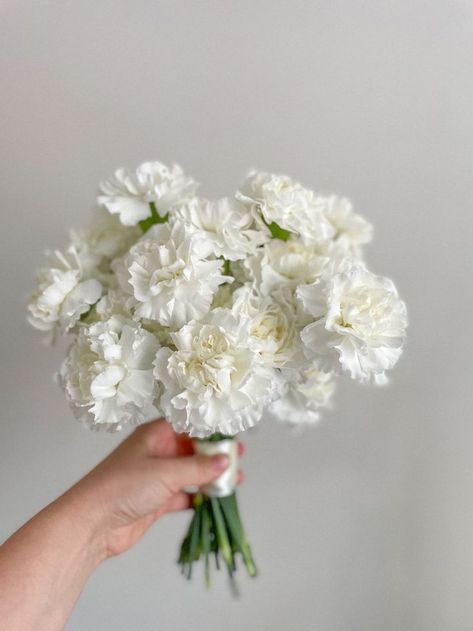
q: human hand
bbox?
[0,420,245,631]
[66,419,245,559]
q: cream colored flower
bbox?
[28,248,102,336]
[98,161,197,226]
[70,207,140,263]
[244,237,330,295]
[124,221,231,328]
[153,308,277,437]
[28,162,408,437]
[298,265,407,383]
[60,316,160,429]
[231,284,301,368]
[93,288,136,322]
[237,170,333,241]
[174,197,268,260]
[269,363,335,425]
[320,196,372,254]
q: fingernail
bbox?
[212,454,229,471]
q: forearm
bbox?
[0,421,227,629]
[0,490,104,631]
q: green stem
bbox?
[186,503,202,579]
[201,503,211,588]
[177,432,257,586]
[210,497,235,574]
[139,201,169,233]
[220,494,257,577]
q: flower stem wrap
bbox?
[178,434,257,586]
[192,438,238,498]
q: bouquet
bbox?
[28,161,407,585]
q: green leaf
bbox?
[139,201,168,233]
[267,220,291,241]
[79,309,91,322]
[260,212,291,241]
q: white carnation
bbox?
[173,197,268,260]
[231,284,301,368]
[268,363,335,425]
[60,316,159,430]
[124,221,230,328]
[153,308,277,437]
[245,237,330,295]
[320,196,373,254]
[70,207,141,264]
[67,209,141,292]
[28,248,102,336]
[298,265,407,383]
[28,161,407,437]
[98,161,197,226]
[237,170,333,241]
[94,288,136,321]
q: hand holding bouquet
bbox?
[28,161,407,585]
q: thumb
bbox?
[157,453,229,492]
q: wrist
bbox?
[53,485,108,568]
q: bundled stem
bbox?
[178,434,257,586]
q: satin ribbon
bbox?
[192,438,238,497]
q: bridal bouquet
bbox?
[28,161,407,584]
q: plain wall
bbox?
[1,2,472,630]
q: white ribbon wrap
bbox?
[192,439,238,498]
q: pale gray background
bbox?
[1,1,472,630]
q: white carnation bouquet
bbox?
[28,161,407,585]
